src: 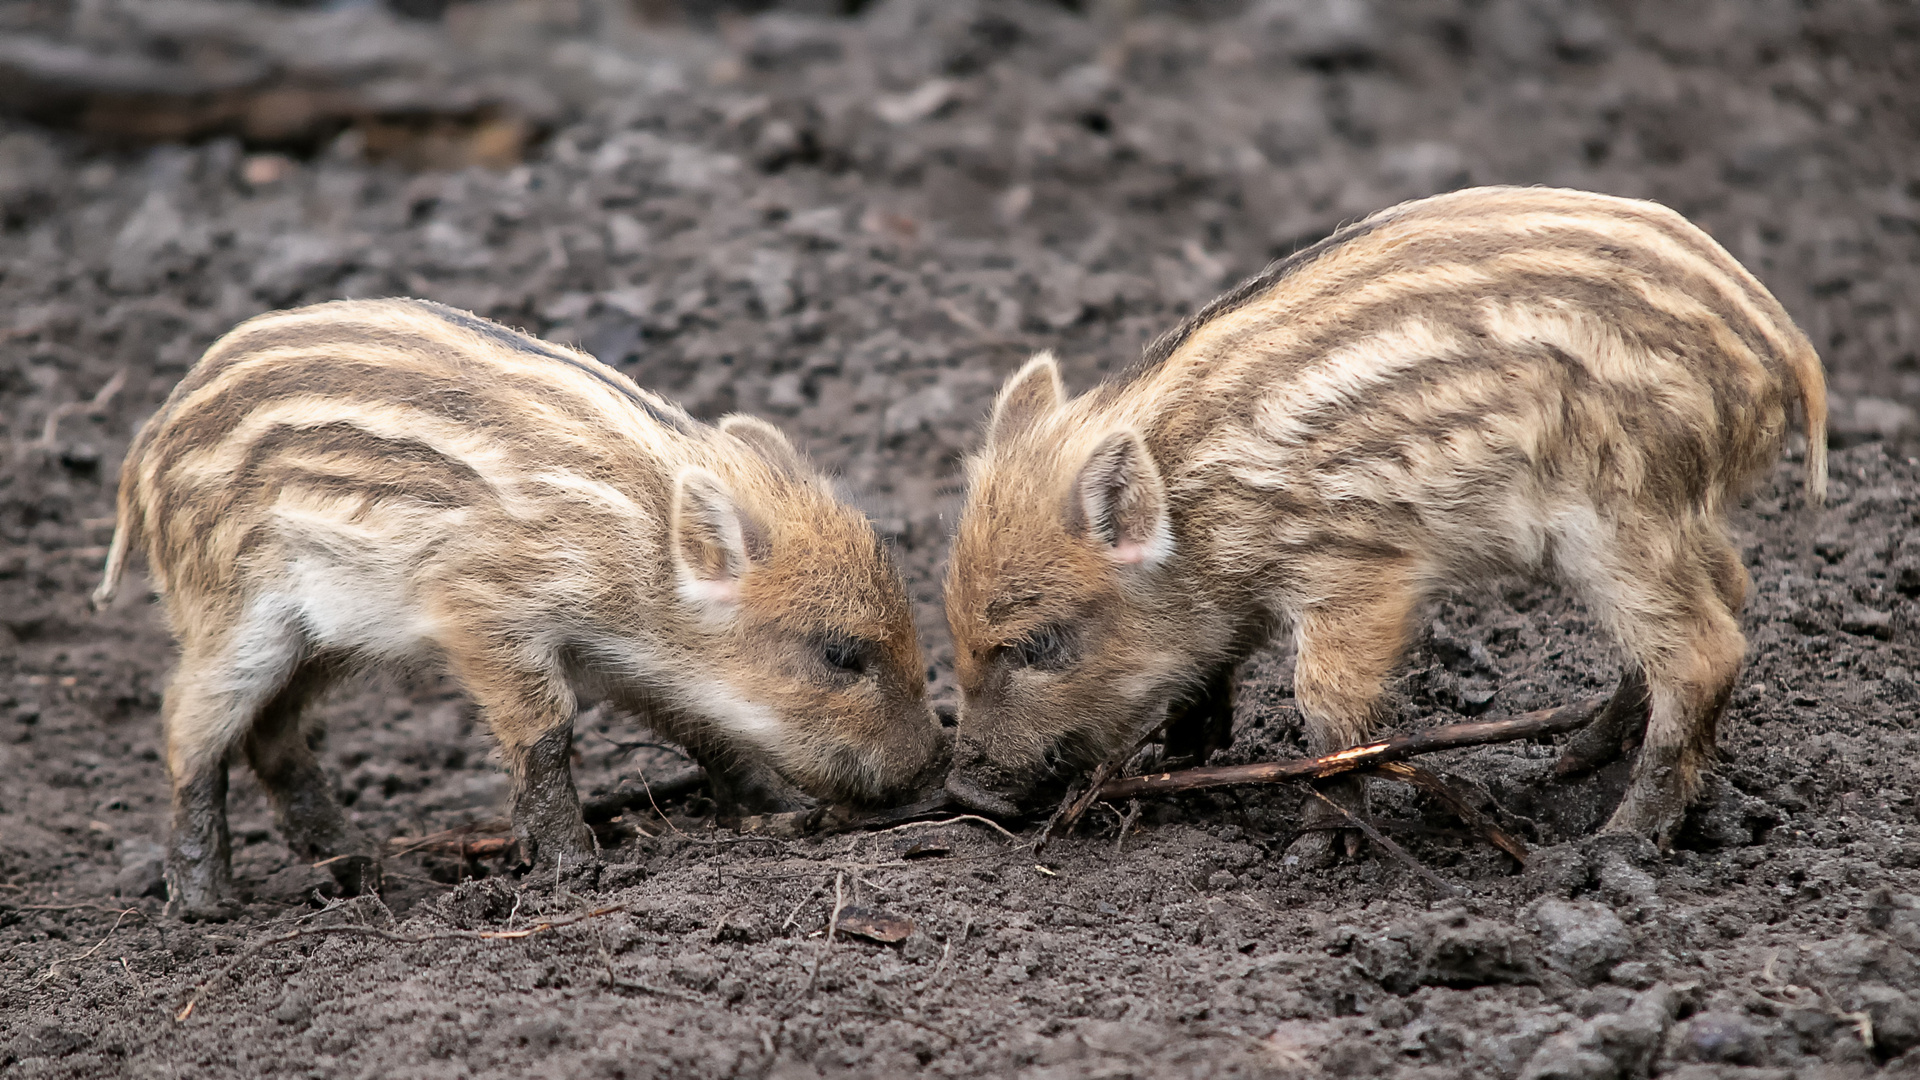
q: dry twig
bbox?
[1301,786,1460,898]
[1098,698,1606,801]
[31,907,142,988]
[798,872,848,999]
[1113,799,1143,854]
[29,369,126,451]
[866,814,1021,845]
[1366,760,1530,865]
[1034,758,1119,853]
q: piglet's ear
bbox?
[1070,430,1172,568]
[986,351,1065,446]
[718,414,807,479]
[671,467,770,615]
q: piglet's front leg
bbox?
[504,720,599,871]
[1281,561,1420,870]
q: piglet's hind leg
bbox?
[163,646,295,921]
[243,658,381,898]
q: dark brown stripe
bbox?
[1130,198,1789,404]
[1142,265,1764,469]
[1131,210,1394,376]
[164,421,498,551]
[145,351,488,483]
[406,300,697,436]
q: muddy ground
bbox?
[4,0,1920,1076]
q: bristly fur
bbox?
[101,298,941,916]
[943,186,1828,847]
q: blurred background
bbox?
[3,0,1916,676]
[5,6,1920,1075]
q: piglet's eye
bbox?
[819,635,873,675]
[1006,625,1073,672]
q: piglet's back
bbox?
[100,298,694,620]
[1122,186,1828,522]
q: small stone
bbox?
[1573,985,1636,1017]
[1419,909,1538,988]
[1608,960,1659,989]
[1520,983,1677,1080]
[1351,926,1419,994]
[270,992,313,1028]
[113,839,166,899]
[1674,1011,1767,1065]
[1206,869,1239,891]
[1841,607,1894,639]
[1529,898,1632,985]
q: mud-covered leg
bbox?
[1552,666,1651,778]
[242,659,380,897]
[1163,663,1236,768]
[455,650,597,871]
[1282,561,1421,869]
[501,720,597,870]
[166,751,237,921]
[162,626,308,920]
[1593,533,1747,846]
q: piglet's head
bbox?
[667,416,944,806]
[942,354,1200,817]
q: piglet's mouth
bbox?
[942,771,1023,819]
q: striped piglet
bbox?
[97,299,942,918]
[942,186,1826,857]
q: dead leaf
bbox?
[834,905,915,944]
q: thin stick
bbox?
[826,872,846,946]
[175,906,628,1020]
[800,873,847,999]
[1029,784,1082,855]
[1302,786,1459,898]
[780,880,827,930]
[636,770,686,837]
[1037,718,1176,849]
[1113,799,1142,854]
[1099,698,1606,801]
[1035,759,1118,853]
[31,369,126,449]
[32,908,139,987]
[866,814,1020,844]
[1367,761,1530,865]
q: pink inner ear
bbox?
[1108,540,1153,565]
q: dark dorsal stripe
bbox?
[1130,212,1392,377]
[403,299,697,436]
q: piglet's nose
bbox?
[943,770,1021,819]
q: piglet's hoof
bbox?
[164,866,243,922]
[168,895,244,922]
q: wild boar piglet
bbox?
[943,186,1826,856]
[96,298,942,919]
